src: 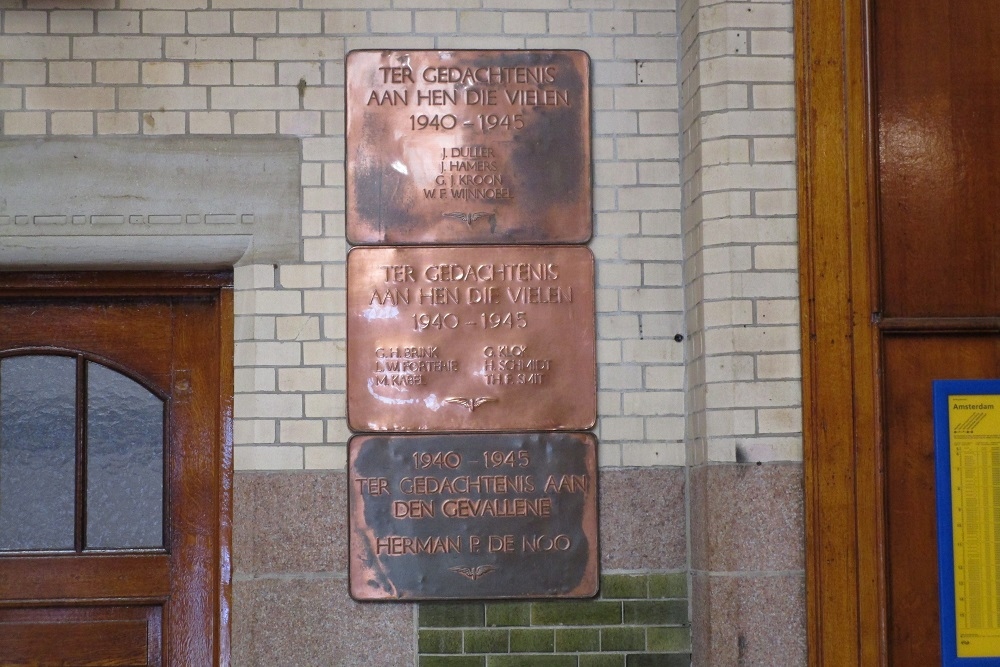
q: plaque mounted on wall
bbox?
[346,49,592,245]
[348,432,599,600]
[346,245,597,433]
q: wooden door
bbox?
[0,273,232,666]
[798,0,1000,663]
[876,1,1000,664]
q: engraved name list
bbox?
[346,245,596,433]
[346,50,591,245]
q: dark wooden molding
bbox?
[218,286,235,665]
[0,271,233,295]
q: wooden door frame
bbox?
[796,0,885,664]
[0,271,235,665]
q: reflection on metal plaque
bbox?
[346,245,596,432]
[346,50,592,245]
[349,432,598,600]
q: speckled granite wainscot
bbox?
[690,463,806,666]
[234,471,347,574]
[234,578,413,666]
[599,467,687,570]
[691,573,806,666]
[233,471,411,666]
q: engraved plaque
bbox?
[349,432,598,600]
[347,245,596,432]
[346,50,592,245]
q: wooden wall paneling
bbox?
[797,0,884,664]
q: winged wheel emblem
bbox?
[444,396,498,412]
[443,211,498,232]
[450,565,497,581]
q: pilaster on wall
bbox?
[677,0,805,664]
[679,0,799,467]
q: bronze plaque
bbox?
[346,50,592,245]
[346,245,596,432]
[348,432,598,600]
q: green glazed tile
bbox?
[487,656,578,667]
[648,573,687,599]
[419,629,463,654]
[555,627,601,652]
[420,603,486,628]
[419,656,486,667]
[486,603,532,627]
[601,574,648,599]
[580,656,626,667]
[464,629,510,654]
[647,626,692,652]
[625,653,691,667]
[622,600,687,626]
[531,600,622,626]
[509,629,554,653]
[601,626,646,652]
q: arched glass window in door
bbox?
[0,354,165,552]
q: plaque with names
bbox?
[348,432,599,600]
[346,245,596,433]
[346,49,592,245]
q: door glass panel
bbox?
[0,355,77,551]
[86,362,164,549]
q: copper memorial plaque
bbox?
[346,245,596,432]
[349,432,598,600]
[346,50,592,245]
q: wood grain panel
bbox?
[797,0,880,663]
[0,605,162,667]
[0,621,148,666]
[0,556,170,602]
[883,335,1000,665]
[876,0,1000,317]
